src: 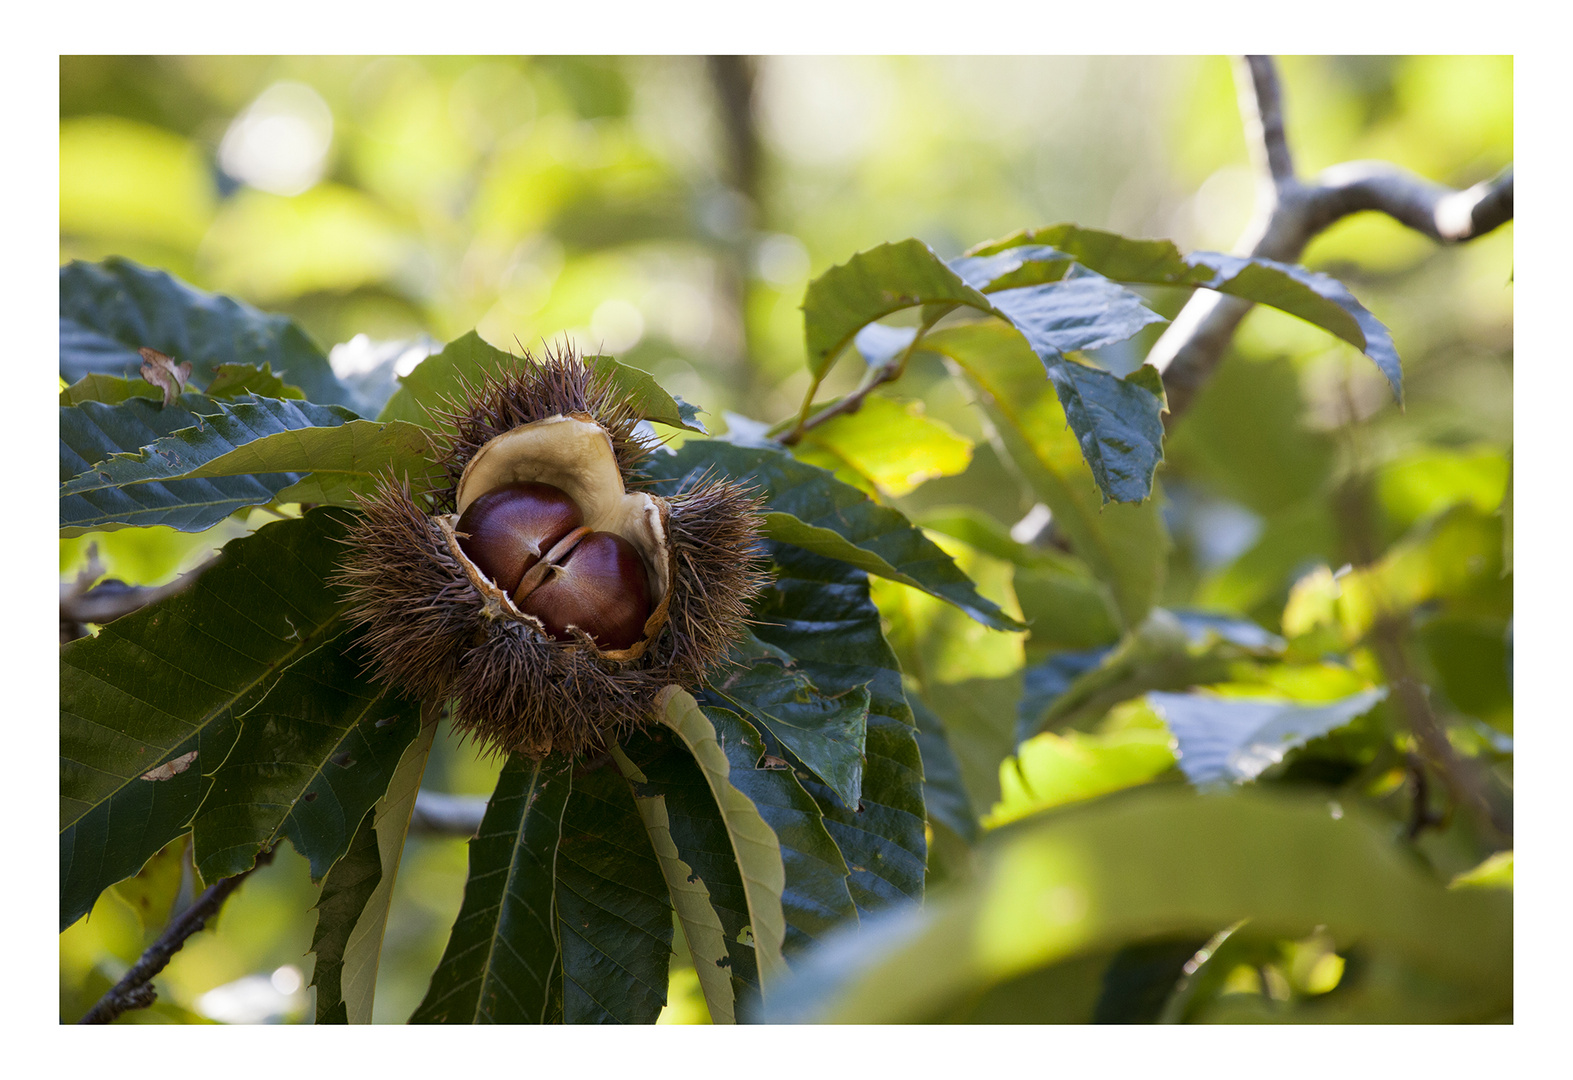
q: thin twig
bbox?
[779,365,901,446]
[1149,56,1513,420]
[78,849,275,1024]
[780,324,929,446]
[60,553,223,643]
[1371,618,1512,844]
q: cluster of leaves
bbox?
[60,213,1511,1023]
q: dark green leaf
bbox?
[617,727,762,1011]
[1186,251,1402,403]
[907,696,979,844]
[1148,687,1388,787]
[706,631,868,811]
[654,689,790,994]
[925,320,1169,628]
[60,394,437,527]
[61,396,352,493]
[59,509,353,928]
[701,706,858,954]
[1040,357,1167,504]
[410,757,575,1024]
[59,396,338,535]
[751,543,928,915]
[609,744,738,1024]
[665,438,1023,631]
[963,227,1402,404]
[1093,936,1214,1023]
[310,808,383,1024]
[763,788,1512,1023]
[59,257,355,411]
[555,761,673,1023]
[967,225,1208,286]
[190,633,423,882]
[987,275,1167,360]
[335,714,438,1023]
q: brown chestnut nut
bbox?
[516,530,651,650]
[455,481,583,595]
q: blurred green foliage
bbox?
[60,55,1510,1024]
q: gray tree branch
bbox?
[78,849,274,1024]
[1150,55,1513,420]
[410,789,486,837]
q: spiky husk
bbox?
[338,346,767,759]
[431,346,649,509]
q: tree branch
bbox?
[78,849,275,1024]
[409,789,486,837]
[60,552,223,644]
[1149,56,1513,420]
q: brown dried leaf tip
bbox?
[338,343,768,759]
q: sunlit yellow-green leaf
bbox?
[796,396,972,498]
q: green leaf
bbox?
[654,688,790,999]
[706,631,868,811]
[916,505,1085,574]
[410,756,575,1024]
[965,226,1403,404]
[763,788,1512,1023]
[966,225,1208,285]
[61,394,438,526]
[1187,251,1402,403]
[793,395,973,499]
[616,727,763,1010]
[61,395,353,493]
[1148,687,1388,787]
[988,728,1177,826]
[204,362,307,400]
[59,373,164,407]
[609,745,738,1024]
[801,238,994,383]
[190,633,423,882]
[310,808,382,1024]
[338,711,438,1024]
[1018,609,1284,741]
[925,320,1168,629]
[801,239,1169,503]
[109,834,189,938]
[666,438,1023,632]
[1038,356,1167,505]
[907,696,979,845]
[412,755,673,1024]
[751,543,928,915]
[378,330,704,432]
[60,508,354,929]
[59,257,356,411]
[554,762,674,1023]
[59,396,344,535]
[702,706,858,955]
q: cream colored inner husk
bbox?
[455,414,671,605]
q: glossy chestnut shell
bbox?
[454,481,583,595]
[517,530,652,651]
